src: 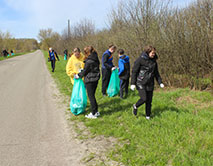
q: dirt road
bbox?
[0,51,85,166]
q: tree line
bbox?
[38,0,213,90]
[0,31,38,55]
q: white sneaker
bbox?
[94,112,100,117]
[85,113,97,119]
[146,116,150,120]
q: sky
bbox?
[0,0,195,40]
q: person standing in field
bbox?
[64,49,68,60]
[130,45,164,120]
[3,49,9,57]
[48,48,59,72]
[11,50,14,56]
[66,48,85,85]
[75,46,101,119]
[118,49,130,99]
[101,44,117,96]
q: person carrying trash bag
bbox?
[118,49,130,99]
[66,48,85,85]
[70,77,87,115]
[74,46,101,119]
[101,44,117,96]
[48,48,60,72]
[64,49,68,60]
[130,45,165,120]
[11,50,14,56]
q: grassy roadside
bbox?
[43,51,213,166]
[0,51,36,61]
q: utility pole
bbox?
[68,19,71,38]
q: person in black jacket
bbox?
[118,49,130,99]
[130,46,164,119]
[3,49,9,57]
[101,45,117,96]
[75,46,101,119]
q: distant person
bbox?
[66,48,85,85]
[53,49,60,61]
[3,50,9,57]
[48,48,59,72]
[64,49,68,60]
[11,50,14,56]
[101,44,117,96]
[75,46,101,119]
[118,49,130,99]
[131,45,164,120]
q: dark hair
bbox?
[118,49,124,55]
[108,44,117,50]
[144,45,156,54]
[73,47,80,53]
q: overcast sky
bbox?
[0,0,195,39]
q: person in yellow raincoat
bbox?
[66,47,85,84]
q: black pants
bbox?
[102,68,111,95]
[120,78,129,98]
[51,60,56,72]
[135,89,153,116]
[86,81,98,115]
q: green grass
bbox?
[43,51,213,166]
[0,51,35,61]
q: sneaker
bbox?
[94,112,100,117]
[132,104,137,116]
[146,116,150,120]
[85,113,97,119]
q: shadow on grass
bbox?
[152,105,189,118]
[99,97,133,116]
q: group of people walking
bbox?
[2,49,14,57]
[49,44,164,120]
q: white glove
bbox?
[160,83,164,88]
[78,69,83,72]
[111,67,116,71]
[74,74,79,79]
[130,85,136,91]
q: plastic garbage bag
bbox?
[70,78,87,115]
[107,68,120,97]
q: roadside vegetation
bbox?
[39,0,212,91]
[41,0,212,164]
[0,51,36,61]
[0,31,39,58]
[43,51,213,165]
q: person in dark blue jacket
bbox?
[101,45,117,96]
[48,48,59,72]
[118,49,130,99]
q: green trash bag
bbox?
[107,68,120,97]
[70,78,87,115]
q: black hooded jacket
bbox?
[131,52,162,91]
[78,52,100,83]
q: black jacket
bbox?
[3,50,9,56]
[78,52,100,83]
[131,52,162,91]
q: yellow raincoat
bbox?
[66,53,85,84]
